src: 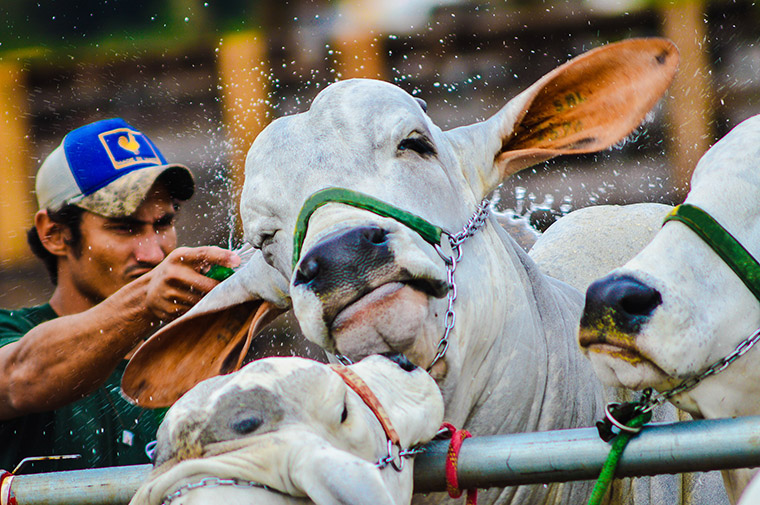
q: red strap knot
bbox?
[441,422,477,505]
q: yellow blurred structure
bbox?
[661,0,713,197]
[333,0,387,80]
[0,61,34,264]
[334,32,386,80]
[217,31,270,200]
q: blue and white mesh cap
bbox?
[35,118,194,218]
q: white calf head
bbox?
[123,38,678,406]
[131,354,443,505]
[579,114,760,417]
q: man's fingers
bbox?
[169,246,241,273]
[187,274,221,295]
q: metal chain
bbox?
[428,199,491,371]
[638,326,760,413]
[375,440,426,471]
[160,448,426,505]
[161,477,271,504]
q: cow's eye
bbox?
[230,416,263,435]
[252,231,276,249]
[340,402,348,423]
[398,135,435,157]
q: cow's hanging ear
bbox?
[121,251,290,407]
[451,38,679,197]
[291,444,397,505]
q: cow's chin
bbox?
[585,343,671,390]
[331,282,437,366]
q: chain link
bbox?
[429,199,490,371]
[638,326,760,413]
[375,440,426,471]
[162,477,271,504]
[160,447,426,504]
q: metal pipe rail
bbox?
[5,416,760,504]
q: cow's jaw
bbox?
[581,341,673,392]
[291,207,450,371]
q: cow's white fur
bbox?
[530,203,673,292]
[129,40,711,504]
[579,114,760,503]
[738,473,760,505]
[130,355,443,505]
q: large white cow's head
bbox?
[123,38,678,407]
[579,114,760,419]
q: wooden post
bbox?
[332,0,386,80]
[660,0,713,198]
[0,60,34,264]
[333,31,385,80]
[216,31,269,225]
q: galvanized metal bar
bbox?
[7,464,151,505]
[414,416,760,492]
[8,416,760,504]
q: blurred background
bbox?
[1,0,759,309]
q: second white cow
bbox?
[579,114,760,503]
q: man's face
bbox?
[68,184,178,304]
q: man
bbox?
[0,118,239,472]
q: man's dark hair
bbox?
[27,204,86,286]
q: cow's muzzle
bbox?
[294,224,447,325]
[580,274,662,343]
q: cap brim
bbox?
[75,164,194,218]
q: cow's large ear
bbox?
[291,444,397,505]
[451,38,679,197]
[121,251,290,408]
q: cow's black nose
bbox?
[582,274,662,333]
[293,225,392,295]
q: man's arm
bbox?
[0,246,239,420]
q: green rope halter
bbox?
[663,203,760,301]
[587,410,652,505]
[292,187,446,269]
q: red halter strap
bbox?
[329,364,400,446]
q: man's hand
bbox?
[144,246,240,321]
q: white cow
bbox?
[578,114,760,504]
[123,39,690,505]
[130,354,443,505]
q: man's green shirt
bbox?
[0,304,162,472]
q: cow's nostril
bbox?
[363,226,388,245]
[584,274,662,334]
[295,257,320,286]
[619,286,662,317]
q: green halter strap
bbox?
[663,203,760,302]
[292,187,446,269]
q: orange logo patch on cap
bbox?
[98,128,161,170]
